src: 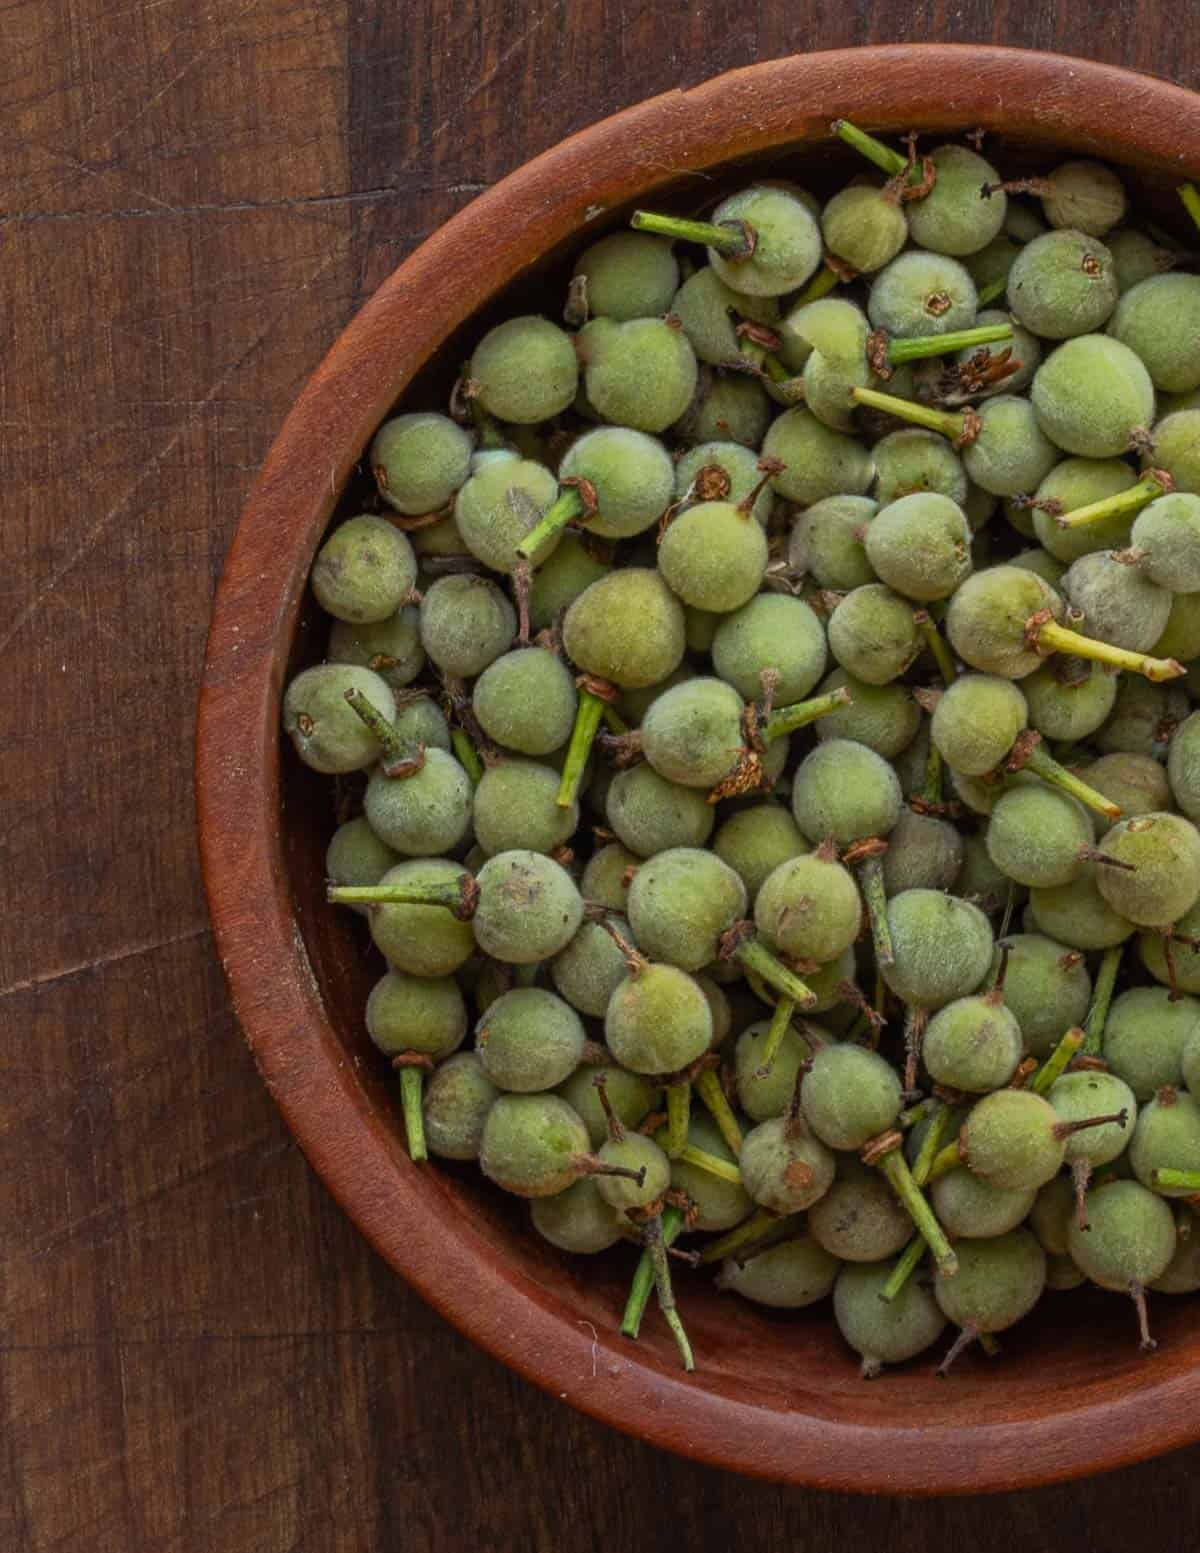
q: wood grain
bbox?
[6,2,1200,1548]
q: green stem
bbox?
[327,879,468,911]
[763,686,852,742]
[694,1069,743,1157]
[732,937,817,1009]
[831,119,908,178]
[858,853,895,968]
[913,1103,959,1188]
[557,689,605,809]
[976,275,1008,306]
[1082,946,1123,1056]
[698,1208,793,1265]
[468,395,507,450]
[1031,1027,1086,1096]
[601,703,629,735]
[677,1143,742,1186]
[926,1141,962,1183]
[759,352,806,402]
[665,1080,691,1160]
[878,1150,958,1276]
[343,687,409,766]
[630,209,752,257]
[850,384,963,439]
[1179,183,1200,236]
[621,1205,686,1339]
[1033,619,1184,683]
[515,486,585,562]
[399,1067,427,1162]
[1024,741,1123,821]
[888,322,1013,365]
[792,264,840,305]
[643,1215,695,1371]
[917,613,958,686]
[1152,1168,1200,1192]
[899,1098,938,1130]
[881,1236,927,1303]
[450,728,484,785]
[756,996,796,1077]
[1055,472,1171,531]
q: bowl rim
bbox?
[196,43,1200,1494]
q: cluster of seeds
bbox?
[284,124,1200,1378]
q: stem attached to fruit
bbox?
[851,384,963,440]
[762,685,852,742]
[557,688,606,808]
[976,275,1008,307]
[1082,944,1123,1056]
[642,1214,695,1372]
[876,1148,958,1277]
[916,612,959,686]
[515,485,587,561]
[1032,619,1184,683]
[730,935,818,1009]
[1031,1027,1085,1095]
[328,875,478,919]
[665,1080,691,1160]
[887,321,1013,365]
[450,729,484,785]
[344,687,416,771]
[913,1102,960,1188]
[622,1204,686,1339]
[832,119,908,179]
[1020,739,1123,820]
[694,1069,743,1157]
[880,1235,927,1302]
[630,209,753,258]
[1054,471,1173,531]
[699,1208,796,1264]
[756,995,796,1078]
[398,1067,428,1163]
[858,853,895,968]
[1153,1168,1200,1192]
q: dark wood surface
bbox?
[5,3,1200,1548]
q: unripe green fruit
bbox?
[671,267,779,365]
[469,315,578,423]
[328,605,425,690]
[1030,1175,1077,1255]
[931,1169,1036,1239]
[528,534,609,631]
[606,962,713,1075]
[676,440,775,526]
[822,183,908,273]
[550,915,635,1017]
[1031,335,1155,458]
[762,408,875,506]
[596,1131,671,1211]
[626,847,746,972]
[960,1089,1067,1192]
[739,1116,836,1213]
[562,568,686,689]
[791,737,903,845]
[572,231,679,321]
[808,1158,912,1262]
[1049,1070,1136,1166]
[1129,1088,1200,1195]
[1066,1179,1176,1289]
[1095,674,1187,760]
[754,848,862,963]
[364,749,473,856]
[559,425,676,540]
[367,859,476,976]
[1028,862,1135,951]
[580,843,639,913]
[881,807,964,896]
[283,663,397,775]
[864,492,972,602]
[1022,659,1117,742]
[531,1178,625,1254]
[717,1234,842,1308]
[734,1019,816,1122]
[479,1094,592,1197]
[801,1044,903,1150]
[1040,160,1127,235]
[606,763,715,856]
[934,1229,1047,1334]
[923,990,1024,1092]
[1008,230,1118,339]
[325,817,399,912]
[311,514,417,625]
[987,933,1091,1059]
[419,574,516,676]
[473,850,584,965]
[931,673,1027,775]
[905,143,1006,255]
[1096,812,1200,928]
[1084,752,1171,835]
[707,185,823,297]
[986,785,1093,888]
[476,987,587,1094]
[641,677,745,788]
[365,969,468,1060]
[868,250,978,338]
[872,428,968,510]
[1145,409,1200,496]
[676,371,771,448]
[958,832,1021,916]
[371,412,473,516]
[473,648,577,756]
[815,669,921,761]
[1132,493,1200,593]
[423,1052,498,1162]
[1063,551,1171,655]
[834,1259,947,1376]
[963,394,1062,499]
[582,316,698,433]
[883,889,994,1011]
[945,564,1061,680]
[657,500,769,613]
[827,584,920,686]
[454,455,560,573]
[1107,273,1200,392]
[711,594,827,705]
[788,494,878,590]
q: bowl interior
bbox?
[207,48,1200,1493]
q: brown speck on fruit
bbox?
[925,289,953,317]
[1081,253,1103,278]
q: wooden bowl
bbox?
[196,45,1200,1493]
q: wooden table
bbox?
[5,3,1200,1547]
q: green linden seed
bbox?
[606,763,715,856]
[454,454,561,573]
[365,969,468,1061]
[366,858,475,977]
[419,574,516,677]
[473,850,584,965]
[469,315,578,424]
[1145,409,1200,496]
[1084,752,1171,836]
[675,440,775,526]
[311,514,418,625]
[371,412,474,516]
[559,426,676,539]
[907,144,1006,257]
[833,1259,947,1376]
[626,847,747,972]
[562,568,686,689]
[1021,659,1117,743]
[822,182,908,274]
[476,987,586,1093]
[788,495,879,590]
[676,371,771,449]
[657,500,769,613]
[717,1234,842,1308]
[1031,334,1155,459]
[479,1094,592,1198]
[754,848,862,963]
[809,1159,913,1263]
[473,759,578,857]
[582,316,698,434]
[641,677,745,789]
[530,1178,625,1255]
[473,647,577,756]
[707,185,823,298]
[987,933,1091,1059]
[1096,812,1200,927]
[872,428,968,510]
[1007,230,1118,339]
[1104,987,1200,1100]
[671,267,780,365]
[882,889,994,1011]
[1062,551,1170,655]
[364,748,474,856]
[791,737,903,845]
[985,785,1093,889]
[572,231,679,321]
[328,604,425,690]
[868,250,978,338]
[713,803,810,904]
[528,534,609,632]
[283,663,396,775]
[864,491,972,601]
[1132,494,1200,593]
[556,1063,660,1149]
[1029,862,1135,951]
[931,1170,1035,1240]
[815,668,921,760]
[934,1228,1047,1334]
[325,818,399,914]
[711,593,827,705]
[922,990,1024,1093]
[962,395,1061,499]
[931,673,1027,775]
[606,962,714,1076]
[827,583,920,686]
[801,1044,903,1150]
[423,1052,499,1163]
[1107,273,1200,392]
[762,408,876,506]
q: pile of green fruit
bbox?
[283,123,1200,1378]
